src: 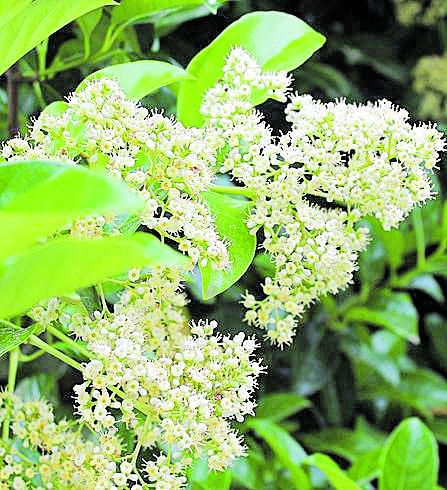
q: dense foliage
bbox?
[1,1,447,489]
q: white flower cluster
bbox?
[73,314,261,486]
[33,267,262,488]
[2,79,228,269]
[202,47,445,345]
[413,53,447,122]
[284,94,443,229]
[394,0,447,25]
[0,393,136,490]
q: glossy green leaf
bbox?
[342,337,401,386]
[0,323,37,358]
[177,11,326,126]
[255,393,310,422]
[78,60,191,100]
[111,0,206,29]
[0,0,115,76]
[360,368,447,417]
[406,274,444,302]
[200,192,256,299]
[77,8,103,45]
[348,448,382,484]
[0,161,143,261]
[189,457,232,490]
[304,454,361,490]
[0,233,189,318]
[40,101,69,117]
[246,418,311,490]
[345,291,419,344]
[379,418,439,490]
[300,418,385,462]
[153,2,227,42]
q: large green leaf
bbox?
[379,418,439,490]
[0,233,189,318]
[303,454,361,490]
[177,11,326,126]
[0,323,36,357]
[246,418,311,490]
[360,368,447,417]
[0,161,143,261]
[345,290,419,344]
[200,192,256,300]
[0,0,115,76]
[78,60,191,100]
[255,393,310,422]
[300,418,385,462]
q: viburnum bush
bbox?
[0,5,445,490]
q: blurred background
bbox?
[2,1,447,488]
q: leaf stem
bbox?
[2,347,20,441]
[210,185,257,199]
[46,324,90,358]
[29,334,82,371]
[412,207,426,269]
[132,415,151,466]
[7,63,20,137]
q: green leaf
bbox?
[78,60,191,100]
[0,323,36,357]
[255,393,310,422]
[342,337,401,386]
[360,369,447,417]
[200,192,256,300]
[77,8,103,45]
[15,373,59,404]
[177,11,325,126]
[246,418,311,490]
[111,0,206,30]
[427,418,447,445]
[0,233,189,318]
[348,448,382,483]
[0,0,115,76]
[0,161,143,261]
[426,314,447,372]
[189,457,232,490]
[345,291,419,344]
[253,253,275,277]
[300,418,386,462]
[303,454,361,490]
[40,101,69,117]
[406,274,444,302]
[379,418,439,490]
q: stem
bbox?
[210,185,257,199]
[46,324,90,358]
[29,335,82,371]
[412,207,426,269]
[32,80,47,110]
[7,63,20,137]
[19,342,68,363]
[2,348,20,441]
[28,334,152,416]
[132,415,151,466]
